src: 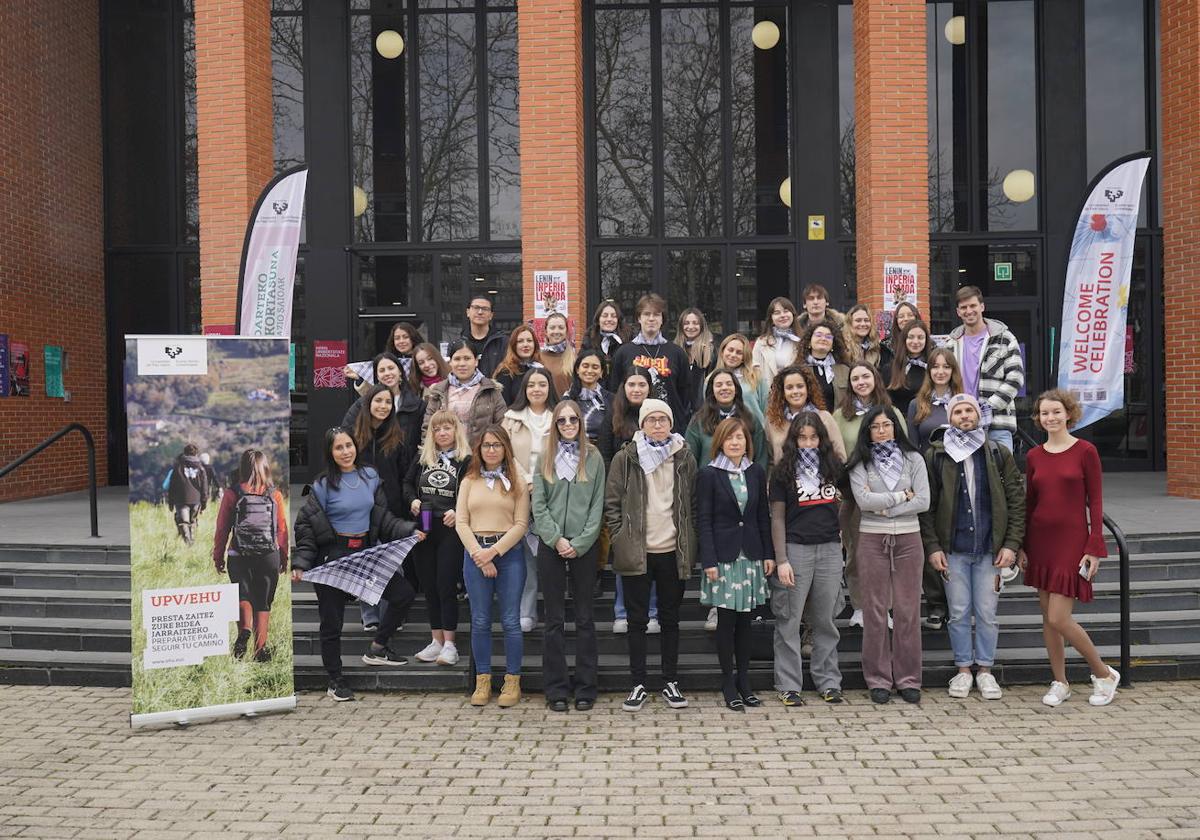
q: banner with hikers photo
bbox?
[124,336,296,727]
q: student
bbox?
[763,365,846,464]
[212,449,289,662]
[751,297,803,403]
[799,320,851,415]
[696,418,774,710]
[769,413,845,706]
[886,320,932,416]
[346,322,422,391]
[167,443,209,545]
[563,349,613,446]
[906,348,964,452]
[712,333,765,423]
[457,426,530,708]
[422,340,507,445]
[946,286,1024,452]
[403,410,471,666]
[493,324,546,406]
[582,298,631,380]
[608,293,693,429]
[673,307,717,414]
[410,341,449,396]
[794,283,843,332]
[539,312,576,397]
[342,353,423,461]
[835,362,907,627]
[685,369,768,469]
[460,294,507,377]
[605,399,697,712]
[500,368,557,632]
[350,384,414,517]
[843,304,893,374]
[1021,389,1120,707]
[291,428,423,702]
[887,302,922,359]
[531,400,606,711]
[846,407,930,704]
[920,394,1024,700]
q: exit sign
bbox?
[994,262,1013,282]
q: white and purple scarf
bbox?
[449,370,484,392]
[632,332,667,346]
[555,441,581,481]
[870,440,904,491]
[807,354,835,384]
[943,427,986,463]
[480,467,511,492]
[635,431,682,475]
[709,453,750,476]
[795,448,821,496]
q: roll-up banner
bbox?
[236,166,308,338]
[125,336,295,728]
[1057,153,1151,430]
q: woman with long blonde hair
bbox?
[540,311,577,397]
[673,307,716,417]
[906,347,963,451]
[712,333,764,421]
[842,304,893,372]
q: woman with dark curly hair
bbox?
[797,320,851,413]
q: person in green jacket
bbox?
[685,369,768,469]
[919,393,1024,701]
[531,399,606,712]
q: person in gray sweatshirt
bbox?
[846,406,930,705]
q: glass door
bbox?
[351,252,438,362]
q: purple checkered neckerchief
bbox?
[870,440,904,490]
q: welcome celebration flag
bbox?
[236,165,308,337]
[1057,153,1151,429]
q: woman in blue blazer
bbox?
[695,417,775,710]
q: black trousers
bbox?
[538,541,599,702]
[923,560,948,615]
[412,518,462,631]
[622,551,685,687]
[313,543,416,680]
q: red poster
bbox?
[10,340,30,397]
[312,340,348,389]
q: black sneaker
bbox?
[327,680,354,702]
[898,688,921,704]
[869,688,891,704]
[780,690,805,707]
[362,644,407,666]
[252,645,272,663]
[819,688,844,704]
[622,684,648,712]
[232,628,251,659]
[661,681,689,709]
[922,611,946,631]
[362,623,380,633]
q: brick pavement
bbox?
[1,682,1198,839]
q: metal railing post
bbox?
[0,422,100,539]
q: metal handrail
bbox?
[1013,427,1131,684]
[0,423,99,538]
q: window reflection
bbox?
[837,3,854,237]
[487,11,520,239]
[984,0,1038,231]
[599,251,654,316]
[734,249,790,336]
[927,1,969,233]
[272,12,305,172]
[667,250,723,334]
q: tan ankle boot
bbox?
[497,674,521,708]
[471,673,491,706]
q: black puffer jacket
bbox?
[342,387,425,461]
[291,481,417,571]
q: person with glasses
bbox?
[605,399,697,713]
[798,320,851,414]
[460,294,507,378]
[531,400,606,711]
[422,340,507,446]
[457,426,530,708]
[846,407,930,705]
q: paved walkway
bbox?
[1,683,1197,838]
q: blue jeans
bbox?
[463,543,526,675]
[987,428,1013,453]
[359,599,387,629]
[944,551,1001,667]
[614,575,657,621]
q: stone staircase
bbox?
[2,533,1199,694]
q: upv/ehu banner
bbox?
[1057,153,1151,429]
[236,165,308,338]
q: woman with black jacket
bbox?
[598,368,651,465]
[291,427,424,702]
[695,418,774,711]
[350,385,412,516]
[342,352,424,461]
[403,410,471,667]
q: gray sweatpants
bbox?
[771,541,843,693]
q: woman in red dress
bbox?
[1019,389,1120,707]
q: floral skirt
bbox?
[699,554,769,612]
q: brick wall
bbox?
[0,1,107,503]
[195,0,275,331]
[518,0,588,332]
[853,0,930,312]
[1161,0,1200,498]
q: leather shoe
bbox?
[547,698,569,712]
[574,698,594,711]
[869,688,891,704]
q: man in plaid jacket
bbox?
[946,286,1025,452]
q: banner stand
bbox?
[131,695,297,730]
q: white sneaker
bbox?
[704,607,718,632]
[414,640,443,663]
[520,617,535,633]
[435,641,459,666]
[887,611,894,630]
[849,609,864,628]
[612,618,628,634]
[976,672,1002,700]
[1089,667,1120,706]
[1042,681,1071,707]
[947,672,973,698]
[646,618,661,635]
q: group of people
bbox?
[287,284,1120,712]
